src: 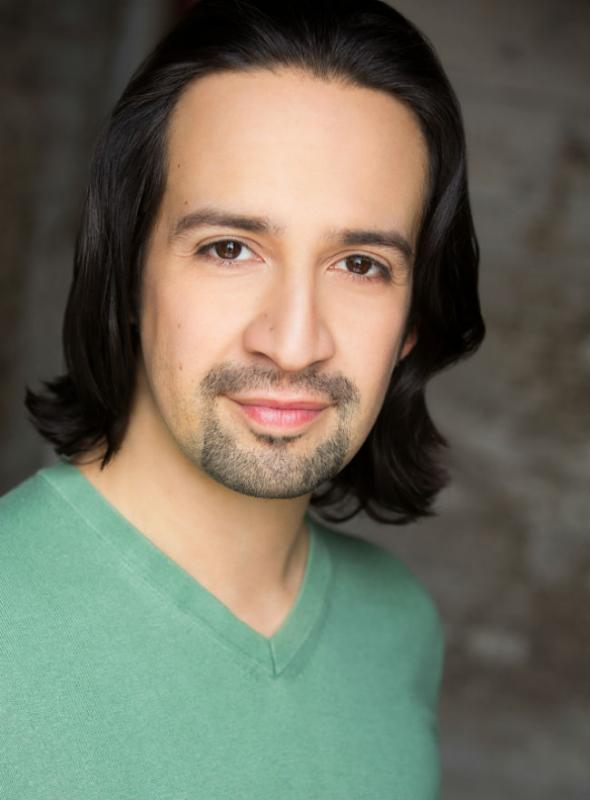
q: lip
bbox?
[226,395,330,430]
[227,395,330,411]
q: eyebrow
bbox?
[171,206,414,266]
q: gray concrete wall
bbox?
[1,1,588,797]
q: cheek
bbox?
[338,302,407,380]
[141,276,246,379]
[336,304,407,432]
[358,348,399,427]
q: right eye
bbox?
[196,239,256,265]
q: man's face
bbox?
[136,68,428,499]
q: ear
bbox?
[400,329,417,360]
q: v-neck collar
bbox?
[38,460,333,679]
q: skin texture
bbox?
[76,67,428,636]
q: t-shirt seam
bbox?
[272,554,335,681]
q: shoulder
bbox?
[0,467,71,592]
[0,469,55,534]
[310,515,445,648]
[310,515,445,701]
[313,516,439,610]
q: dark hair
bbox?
[25,0,485,525]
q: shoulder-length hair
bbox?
[25,0,485,525]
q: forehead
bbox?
[164,68,428,240]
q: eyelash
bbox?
[194,238,392,283]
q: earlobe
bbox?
[400,329,417,360]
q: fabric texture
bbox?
[0,460,445,799]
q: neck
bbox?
[73,393,313,637]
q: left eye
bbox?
[196,239,391,281]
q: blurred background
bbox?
[1,0,588,797]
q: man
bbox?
[1,0,484,797]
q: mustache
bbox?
[200,363,360,408]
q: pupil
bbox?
[350,256,369,274]
[218,241,240,259]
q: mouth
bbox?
[225,396,330,431]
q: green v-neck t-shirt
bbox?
[0,460,445,799]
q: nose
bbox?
[241,263,335,373]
